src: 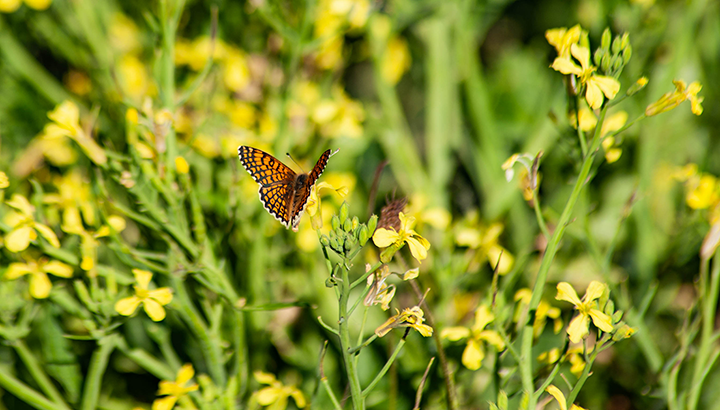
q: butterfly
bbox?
[237,146,338,231]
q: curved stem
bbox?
[80,334,118,410]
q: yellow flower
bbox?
[546,25,583,58]
[373,212,431,262]
[441,305,505,370]
[252,371,306,409]
[555,281,613,343]
[552,43,620,109]
[43,101,107,165]
[115,269,173,322]
[174,156,190,174]
[514,289,563,338]
[0,171,9,189]
[44,170,97,227]
[600,111,628,163]
[305,181,349,230]
[363,265,418,311]
[223,51,251,92]
[0,0,50,12]
[546,385,587,410]
[5,257,73,299]
[118,54,150,99]
[62,211,125,276]
[381,36,411,85]
[375,306,433,337]
[4,194,60,252]
[686,174,719,210]
[645,80,703,116]
[109,13,141,54]
[64,70,92,96]
[454,213,514,274]
[152,364,199,410]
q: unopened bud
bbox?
[622,45,632,64]
[626,77,648,96]
[601,28,612,51]
[612,36,622,54]
[343,218,353,232]
[352,216,359,231]
[320,235,330,247]
[331,215,340,231]
[367,215,378,234]
[358,225,369,246]
[339,202,349,224]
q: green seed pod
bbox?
[358,225,369,246]
[601,53,612,73]
[339,202,349,224]
[611,36,622,55]
[331,215,340,231]
[343,218,353,232]
[594,48,604,67]
[367,215,378,233]
[622,45,632,64]
[601,28,612,51]
[320,235,330,247]
[620,32,630,49]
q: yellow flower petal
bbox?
[585,79,604,109]
[29,272,52,299]
[406,236,428,261]
[372,228,399,248]
[48,101,81,133]
[566,314,590,344]
[551,57,583,76]
[6,194,34,215]
[176,364,195,385]
[478,330,505,350]
[546,385,568,410]
[473,305,494,332]
[461,338,484,370]
[290,387,307,408]
[591,75,621,100]
[588,309,614,333]
[5,263,32,279]
[148,287,173,305]
[43,260,73,278]
[0,0,22,13]
[5,226,34,252]
[254,371,278,385]
[34,223,60,248]
[256,386,285,406]
[132,269,153,289]
[143,299,167,321]
[115,296,142,316]
[440,327,471,341]
[584,281,606,302]
[151,396,178,410]
[555,282,582,306]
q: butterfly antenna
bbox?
[286,152,307,173]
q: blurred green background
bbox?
[0,0,718,409]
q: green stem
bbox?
[0,370,66,410]
[567,340,603,404]
[362,334,407,398]
[12,341,71,410]
[80,334,118,410]
[687,247,720,410]
[321,377,343,410]
[520,107,608,408]
[338,260,364,410]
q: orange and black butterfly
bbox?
[237,146,338,231]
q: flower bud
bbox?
[339,202,349,224]
[358,225,369,246]
[622,45,632,64]
[626,77,648,96]
[612,36,622,54]
[620,32,630,49]
[594,48,604,67]
[601,28,612,51]
[320,235,330,247]
[331,215,340,231]
[352,216,359,231]
[367,215,378,234]
[343,218,353,232]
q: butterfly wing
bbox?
[237,146,296,187]
[238,146,296,228]
[288,149,338,229]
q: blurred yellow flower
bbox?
[455,214,514,274]
[115,269,173,322]
[552,43,620,109]
[5,257,73,299]
[44,170,96,227]
[118,54,150,99]
[192,134,221,158]
[4,194,60,252]
[305,180,349,230]
[223,51,251,92]
[546,384,587,410]
[556,281,613,343]
[546,25,583,59]
[645,79,703,116]
[0,171,8,189]
[375,306,433,337]
[43,101,107,165]
[252,371,306,409]
[175,156,190,174]
[62,210,125,276]
[441,305,505,370]
[382,36,411,85]
[0,0,50,12]
[64,70,92,96]
[152,364,199,410]
[514,288,563,338]
[229,101,256,129]
[600,111,628,163]
[373,212,430,262]
[686,174,719,210]
[109,13,141,54]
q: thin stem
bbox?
[567,340,603,404]
[12,341,71,410]
[321,377,343,410]
[349,334,378,355]
[362,333,407,398]
[0,370,66,410]
[338,259,364,410]
[80,334,118,410]
[520,106,608,409]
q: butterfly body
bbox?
[237,146,337,230]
